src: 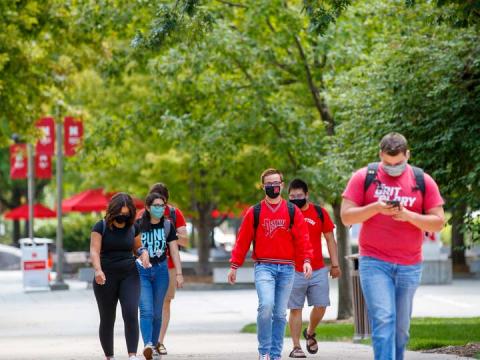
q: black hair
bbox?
[139,192,167,232]
[105,192,136,229]
[148,182,169,201]
[288,178,309,194]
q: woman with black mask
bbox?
[90,192,150,360]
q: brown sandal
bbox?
[289,346,307,358]
[303,328,318,354]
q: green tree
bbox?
[330,2,480,268]
[69,0,356,316]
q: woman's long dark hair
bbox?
[139,192,167,232]
[105,192,136,229]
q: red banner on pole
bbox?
[64,117,83,156]
[10,144,28,179]
[35,154,52,179]
[35,117,55,155]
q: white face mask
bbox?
[383,161,407,177]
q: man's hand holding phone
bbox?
[377,200,402,216]
[386,200,401,208]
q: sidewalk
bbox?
[0,271,478,359]
[2,333,464,359]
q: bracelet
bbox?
[176,273,183,276]
[331,265,339,268]
[136,247,147,257]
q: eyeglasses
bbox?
[264,181,282,187]
[151,204,166,209]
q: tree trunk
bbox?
[451,202,468,271]
[333,201,353,320]
[195,202,216,276]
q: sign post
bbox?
[50,118,69,291]
[27,143,35,240]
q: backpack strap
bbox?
[168,206,177,225]
[314,205,324,223]
[287,201,295,229]
[163,217,172,239]
[411,166,426,196]
[364,162,379,192]
[102,219,106,237]
[103,219,136,237]
[252,203,262,257]
[411,166,426,213]
[252,201,295,255]
[253,203,261,234]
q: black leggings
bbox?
[93,268,140,357]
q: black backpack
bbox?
[253,201,296,232]
[251,201,295,256]
[102,217,172,239]
[364,162,426,211]
[101,219,136,237]
[252,202,324,231]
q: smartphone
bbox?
[386,200,401,208]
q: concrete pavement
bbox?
[0,271,478,359]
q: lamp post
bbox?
[50,110,69,291]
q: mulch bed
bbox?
[422,343,480,358]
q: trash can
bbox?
[347,254,371,342]
[19,238,53,292]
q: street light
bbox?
[50,107,69,291]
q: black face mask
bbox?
[114,214,130,224]
[290,199,307,209]
[264,185,281,199]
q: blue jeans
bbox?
[137,260,169,346]
[255,262,295,359]
[359,256,422,360]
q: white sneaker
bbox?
[128,356,140,360]
[259,355,270,360]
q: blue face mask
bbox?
[150,205,165,219]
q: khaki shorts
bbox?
[165,267,176,301]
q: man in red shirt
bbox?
[286,179,341,358]
[341,133,445,360]
[228,168,313,360]
[146,183,188,356]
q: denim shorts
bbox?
[287,267,330,309]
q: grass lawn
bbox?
[242,317,480,351]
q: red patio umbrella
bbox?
[4,204,57,220]
[62,188,144,213]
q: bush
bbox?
[36,213,101,251]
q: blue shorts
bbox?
[287,267,330,309]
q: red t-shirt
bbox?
[342,164,444,265]
[136,206,187,269]
[230,199,312,269]
[165,206,187,269]
[294,204,335,272]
